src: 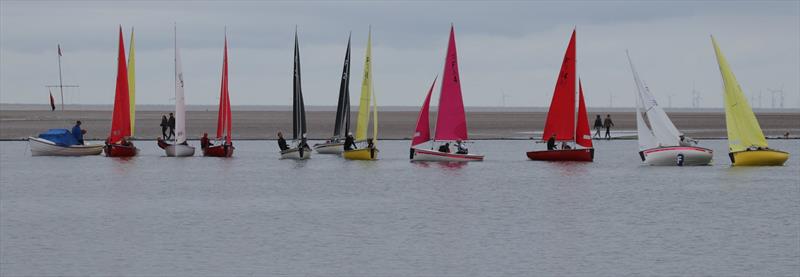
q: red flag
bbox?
[58,44,62,56]
[49,89,56,111]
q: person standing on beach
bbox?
[160,114,169,139]
[603,114,614,140]
[71,120,85,145]
[593,115,603,138]
[167,113,176,140]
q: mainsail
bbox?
[355,29,376,141]
[627,51,681,149]
[711,36,767,152]
[542,29,576,141]
[292,30,307,140]
[434,25,468,141]
[334,35,351,138]
[216,32,232,144]
[128,27,136,135]
[109,27,131,144]
[412,77,437,147]
[174,26,187,144]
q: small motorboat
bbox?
[28,129,103,156]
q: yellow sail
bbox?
[711,36,767,152]
[127,27,136,135]
[355,28,375,141]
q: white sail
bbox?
[636,90,658,150]
[627,51,680,148]
[174,33,187,144]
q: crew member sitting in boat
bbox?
[344,133,357,150]
[200,133,210,149]
[455,139,468,154]
[679,135,697,146]
[277,131,289,151]
[438,142,450,153]
[72,120,86,145]
[561,141,571,150]
[547,134,557,150]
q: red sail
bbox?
[542,29,576,141]
[434,25,468,141]
[575,80,593,148]
[216,34,232,144]
[109,27,131,144]
[412,77,437,147]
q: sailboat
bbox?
[711,36,789,166]
[410,25,484,162]
[280,29,311,160]
[313,34,351,154]
[343,28,379,160]
[627,51,713,166]
[128,27,136,138]
[202,31,234,157]
[526,29,594,161]
[158,25,195,157]
[104,26,138,157]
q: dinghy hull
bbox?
[104,143,138,157]
[527,148,594,162]
[28,137,103,156]
[410,148,484,162]
[730,149,789,166]
[203,144,234,157]
[165,144,195,157]
[281,146,312,160]
[343,147,378,160]
[314,142,344,154]
[640,146,713,166]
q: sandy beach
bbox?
[1,106,798,140]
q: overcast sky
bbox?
[1,0,798,108]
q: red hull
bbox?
[527,148,594,162]
[203,144,234,157]
[104,143,138,157]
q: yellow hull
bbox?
[343,147,379,160]
[730,149,789,166]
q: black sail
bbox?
[333,35,352,138]
[292,30,306,140]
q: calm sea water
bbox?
[1,139,798,276]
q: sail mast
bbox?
[57,44,64,111]
[128,27,136,135]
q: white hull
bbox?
[411,148,484,162]
[640,146,713,166]
[313,142,343,154]
[165,144,196,157]
[28,137,103,156]
[281,147,312,160]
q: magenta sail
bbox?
[434,25,468,141]
[412,77,437,147]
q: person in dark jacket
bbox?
[200,133,210,149]
[438,143,450,153]
[167,113,176,140]
[603,114,614,140]
[72,120,85,145]
[277,131,289,151]
[547,133,557,150]
[344,133,357,150]
[593,115,603,138]
[160,114,169,139]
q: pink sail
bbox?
[412,77,437,147]
[542,29,576,141]
[434,25,468,141]
[216,34,232,144]
[575,80,593,148]
[109,26,131,144]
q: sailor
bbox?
[455,139,468,154]
[561,141,572,150]
[438,142,450,153]
[679,135,695,146]
[71,120,85,145]
[200,133,210,149]
[547,133,557,150]
[168,113,176,140]
[344,133,357,150]
[277,131,289,151]
[160,114,169,139]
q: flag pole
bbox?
[57,44,64,111]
